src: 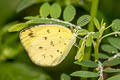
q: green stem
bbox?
[83,47,92,60]
[83,0,99,63]
[84,0,99,60]
[100,32,120,41]
[94,31,120,61]
[82,0,99,64]
[81,0,99,80]
[94,39,100,62]
[88,0,99,31]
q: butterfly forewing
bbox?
[20,24,76,67]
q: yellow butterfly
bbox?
[20,24,76,67]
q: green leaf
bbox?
[112,19,120,31]
[107,75,120,80]
[75,40,85,62]
[63,5,76,21]
[104,68,120,73]
[103,58,120,66]
[77,15,91,27]
[70,71,99,78]
[101,44,118,54]
[77,29,88,36]
[40,2,51,18]
[1,21,18,32]
[24,16,40,20]
[94,18,101,30]
[92,53,109,59]
[50,3,61,19]
[8,23,28,32]
[31,18,69,27]
[0,63,52,80]
[86,34,93,47]
[32,18,55,24]
[74,60,98,67]
[16,0,37,12]
[98,53,109,59]
[108,37,120,50]
[93,32,100,39]
[60,73,71,80]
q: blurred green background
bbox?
[0,0,120,80]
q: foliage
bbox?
[0,62,52,80]
[1,0,120,80]
[63,5,76,21]
[40,2,51,18]
[70,71,99,78]
[77,15,91,27]
[60,73,71,80]
[50,3,61,19]
[74,60,98,68]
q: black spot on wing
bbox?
[50,41,54,46]
[39,46,43,49]
[56,49,62,54]
[58,29,61,32]
[60,51,63,54]
[59,36,61,39]
[64,43,66,45]
[50,55,53,58]
[47,29,50,33]
[44,37,47,40]
[28,33,34,37]
[57,50,59,52]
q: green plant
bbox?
[1,0,120,80]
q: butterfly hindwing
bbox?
[20,24,76,66]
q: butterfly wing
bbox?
[20,24,76,66]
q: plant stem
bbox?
[84,0,99,61]
[83,47,92,60]
[83,0,99,63]
[94,39,100,62]
[81,0,99,80]
[100,32,120,41]
[93,31,120,62]
[88,0,99,31]
[83,0,99,64]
